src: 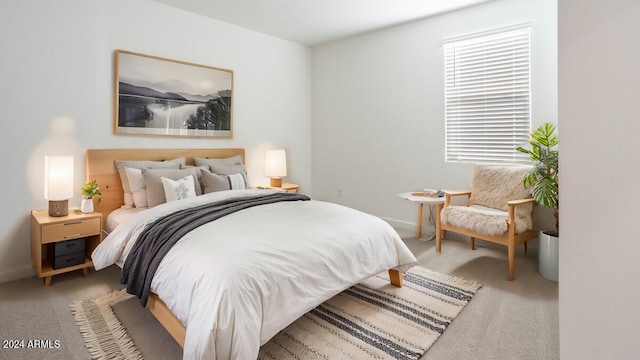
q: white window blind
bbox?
[444,25,531,163]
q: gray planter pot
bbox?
[538,231,559,282]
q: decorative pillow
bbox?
[115,157,185,208]
[161,175,196,202]
[193,156,246,175]
[124,167,148,208]
[227,173,247,190]
[201,170,248,194]
[142,167,203,207]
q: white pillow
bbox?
[124,167,148,208]
[115,157,185,208]
[161,175,196,202]
[228,173,247,190]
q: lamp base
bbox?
[270,177,283,188]
[48,200,68,217]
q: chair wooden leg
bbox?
[435,208,442,253]
[508,245,515,281]
[470,237,475,250]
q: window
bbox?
[443,24,531,163]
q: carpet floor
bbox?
[0,232,558,360]
[71,267,481,360]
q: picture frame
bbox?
[114,50,233,138]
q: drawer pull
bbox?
[64,221,82,226]
[64,234,82,238]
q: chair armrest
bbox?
[443,190,472,197]
[442,190,471,207]
[507,198,536,206]
[506,198,536,232]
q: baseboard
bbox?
[382,217,526,246]
[0,266,34,284]
[382,217,415,233]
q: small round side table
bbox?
[398,192,445,240]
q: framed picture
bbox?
[114,50,233,138]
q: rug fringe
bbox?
[70,289,143,360]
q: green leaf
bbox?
[532,177,558,209]
[517,122,558,212]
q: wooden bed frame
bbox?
[86,148,403,348]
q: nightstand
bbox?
[256,183,300,193]
[30,210,102,285]
[277,183,300,193]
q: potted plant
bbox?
[80,179,102,214]
[517,122,559,281]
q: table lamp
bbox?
[265,149,287,187]
[44,155,74,217]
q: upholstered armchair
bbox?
[435,164,538,280]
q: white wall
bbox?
[311,0,557,232]
[0,0,312,282]
[559,0,640,358]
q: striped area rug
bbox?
[71,267,480,359]
[258,266,481,360]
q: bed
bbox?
[88,148,418,359]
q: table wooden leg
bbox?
[416,203,424,238]
[44,276,52,286]
[82,267,88,277]
[435,203,443,252]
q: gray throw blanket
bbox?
[121,192,310,306]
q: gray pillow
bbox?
[142,167,203,207]
[193,156,246,175]
[115,157,185,208]
[201,170,247,193]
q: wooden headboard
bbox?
[86,148,245,227]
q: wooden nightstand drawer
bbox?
[53,238,86,257]
[41,217,100,244]
[52,251,85,270]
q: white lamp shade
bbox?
[44,156,74,200]
[265,149,287,177]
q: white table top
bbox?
[398,192,445,203]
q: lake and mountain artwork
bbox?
[115,50,233,138]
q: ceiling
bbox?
[152,0,494,46]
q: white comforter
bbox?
[92,189,417,359]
